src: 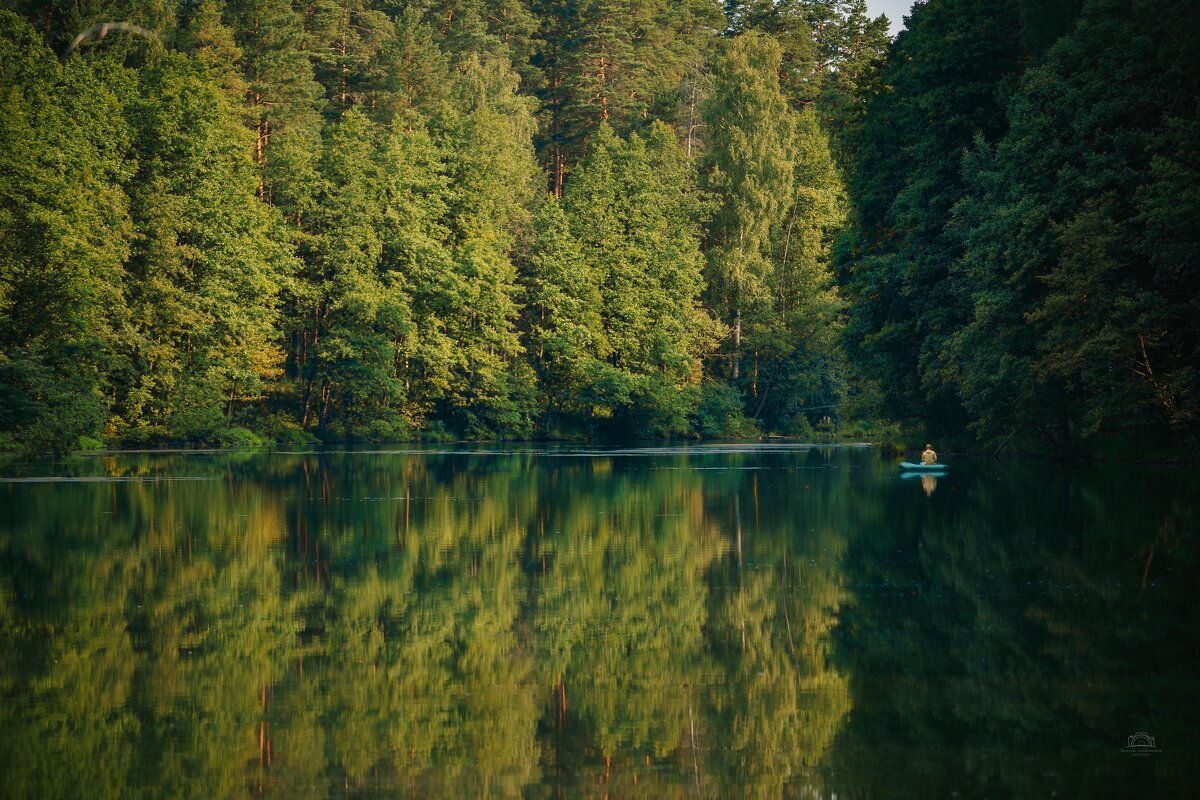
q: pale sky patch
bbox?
[866,0,914,37]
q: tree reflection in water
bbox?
[0,447,1195,797]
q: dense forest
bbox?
[1,0,1197,456]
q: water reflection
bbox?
[0,447,1196,797]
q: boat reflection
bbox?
[898,470,939,495]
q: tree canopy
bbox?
[1,0,1197,456]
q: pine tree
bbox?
[306,0,393,111]
[225,0,324,211]
[530,0,721,195]
[812,0,890,153]
[370,7,452,117]
[421,0,541,69]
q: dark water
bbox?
[0,444,1197,798]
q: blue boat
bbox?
[899,461,948,472]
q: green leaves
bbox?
[0,12,133,454]
[837,0,1029,440]
[14,0,1190,452]
[554,122,717,436]
[838,0,1200,452]
[702,31,847,431]
[947,0,1200,451]
[115,53,291,444]
[2,2,869,449]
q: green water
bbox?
[0,445,1196,798]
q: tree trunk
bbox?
[732,311,741,379]
[339,6,349,106]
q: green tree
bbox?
[703,31,797,383]
[0,12,133,453]
[724,0,819,106]
[519,197,606,433]
[836,0,1028,439]
[810,0,891,153]
[564,122,719,436]
[409,54,541,437]
[112,52,293,443]
[754,105,847,432]
[304,108,411,438]
[530,0,722,194]
[225,0,324,211]
[947,0,1199,451]
[306,0,394,111]
[369,6,452,117]
[702,30,846,431]
[177,0,247,101]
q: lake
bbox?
[1,444,1196,797]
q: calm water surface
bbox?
[1,444,1197,798]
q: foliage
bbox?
[0,13,132,455]
[687,379,759,438]
[837,0,1199,454]
[702,31,848,432]
[947,0,1200,451]
[552,121,720,437]
[2,0,1197,455]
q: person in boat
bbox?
[921,444,938,465]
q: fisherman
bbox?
[921,443,938,465]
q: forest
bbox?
[1,0,1197,457]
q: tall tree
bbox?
[724,0,819,106]
[810,0,890,151]
[703,31,798,382]
[225,0,324,210]
[530,0,722,195]
[563,122,719,435]
[113,52,292,442]
[177,0,247,101]
[423,53,541,437]
[703,29,846,430]
[0,11,133,453]
[756,105,847,431]
[947,0,1199,451]
[386,53,541,438]
[836,0,1027,438]
[303,108,410,437]
[369,6,452,117]
[306,0,393,111]
[519,198,606,433]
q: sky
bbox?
[866,0,914,37]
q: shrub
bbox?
[688,380,759,439]
[213,426,268,448]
